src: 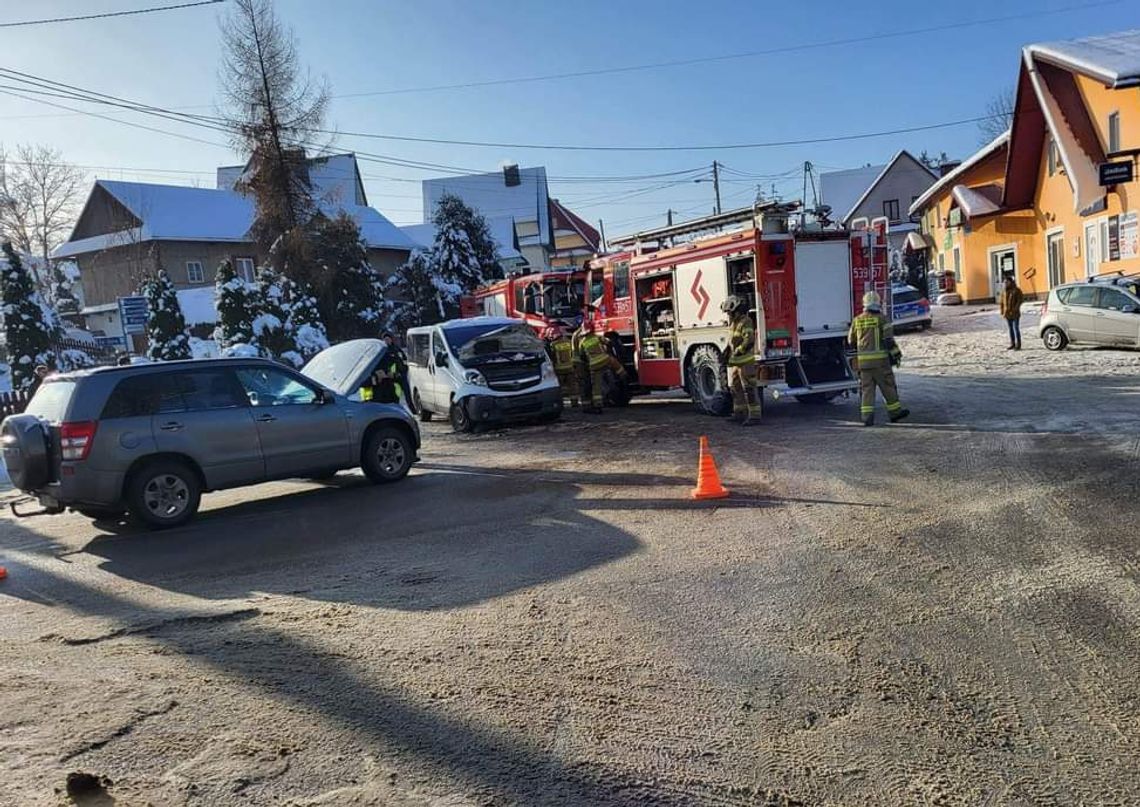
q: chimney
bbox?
[503,163,520,187]
[938,160,962,177]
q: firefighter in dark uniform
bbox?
[723,295,761,425]
[848,291,909,426]
[545,324,579,408]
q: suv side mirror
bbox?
[435,350,449,367]
[314,388,331,405]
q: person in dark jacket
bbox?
[378,331,415,411]
[999,276,1024,350]
[26,364,50,397]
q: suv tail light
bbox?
[1041,296,1048,315]
[60,421,97,461]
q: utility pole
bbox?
[598,218,607,252]
[712,160,722,214]
[667,208,674,226]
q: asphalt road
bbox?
[2,314,1140,806]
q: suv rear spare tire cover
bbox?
[1,414,51,490]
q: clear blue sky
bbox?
[0,0,1129,236]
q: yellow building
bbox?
[910,30,1140,302]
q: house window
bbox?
[1108,111,1121,153]
[952,246,962,282]
[186,261,205,284]
[883,199,900,221]
[1047,137,1059,176]
[234,257,256,283]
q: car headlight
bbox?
[463,369,488,386]
[541,359,556,381]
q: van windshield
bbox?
[24,379,76,423]
[444,323,544,362]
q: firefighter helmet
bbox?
[862,291,882,313]
[720,295,744,315]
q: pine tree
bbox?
[431,218,480,319]
[432,193,501,281]
[279,273,328,366]
[1,242,56,390]
[214,259,255,349]
[384,249,445,331]
[142,269,191,361]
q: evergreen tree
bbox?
[279,273,328,365]
[214,259,255,349]
[310,213,386,341]
[432,193,501,281]
[1,242,56,390]
[142,269,191,361]
[251,266,292,360]
[384,249,445,331]
[431,218,480,320]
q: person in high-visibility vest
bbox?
[573,319,610,414]
[545,325,580,408]
[848,291,909,427]
[723,295,761,425]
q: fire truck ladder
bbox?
[609,202,800,250]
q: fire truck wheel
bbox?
[686,345,732,417]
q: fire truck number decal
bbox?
[690,270,711,320]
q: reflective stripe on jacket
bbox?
[727,316,756,366]
[577,333,610,370]
[550,338,576,372]
[848,313,892,364]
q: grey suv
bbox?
[1,340,420,528]
[1040,275,1140,350]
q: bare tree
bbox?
[218,0,329,258]
[0,144,85,265]
[978,88,1016,144]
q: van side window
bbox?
[408,333,430,366]
[431,330,445,361]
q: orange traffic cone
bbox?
[0,566,7,581]
[691,436,730,500]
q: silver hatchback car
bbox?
[1,341,420,529]
[1040,276,1140,351]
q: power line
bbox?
[331,1,1121,97]
[0,0,224,29]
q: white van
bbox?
[406,317,563,431]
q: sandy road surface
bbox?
[2,308,1140,806]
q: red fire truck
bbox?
[592,204,890,416]
[460,269,587,337]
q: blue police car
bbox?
[892,283,932,331]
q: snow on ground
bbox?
[177,287,218,326]
[898,303,1140,378]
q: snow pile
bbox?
[177,287,219,326]
[222,343,260,358]
[189,337,219,359]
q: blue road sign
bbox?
[118,295,149,335]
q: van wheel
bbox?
[686,345,732,416]
[362,426,413,483]
[450,400,473,433]
[415,391,433,422]
[126,459,201,529]
[1042,326,1068,351]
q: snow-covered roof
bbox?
[819,163,885,221]
[1027,29,1140,89]
[54,179,416,258]
[423,167,551,245]
[951,183,1003,219]
[909,131,1010,216]
[399,215,523,261]
[177,286,218,325]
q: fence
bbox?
[0,389,31,418]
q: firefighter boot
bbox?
[862,413,875,427]
[889,408,911,423]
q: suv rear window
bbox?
[24,380,76,422]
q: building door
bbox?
[1084,222,1100,278]
[989,248,1016,299]
[1047,231,1066,289]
